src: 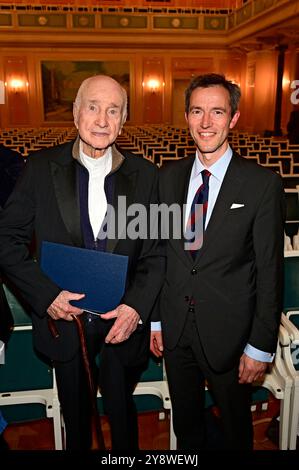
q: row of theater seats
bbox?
[119,127,299,183]
[118,127,299,181]
[1,249,299,450]
[1,126,299,187]
[0,127,78,157]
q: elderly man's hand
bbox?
[101,304,140,344]
[47,290,85,322]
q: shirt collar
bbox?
[72,136,124,174]
[80,143,112,173]
[193,145,233,183]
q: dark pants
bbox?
[164,312,253,450]
[54,315,144,450]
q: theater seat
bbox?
[0,284,63,450]
[279,311,299,449]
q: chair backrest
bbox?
[139,357,164,382]
[1,284,52,390]
[285,311,299,372]
[2,283,31,326]
[96,356,168,413]
[284,251,299,310]
[284,188,299,238]
[0,284,53,422]
[284,232,293,251]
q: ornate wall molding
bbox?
[0,0,297,50]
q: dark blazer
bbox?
[0,144,25,208]
[0,145,24,345]
[0,140,165,365]
[157,152,285,372]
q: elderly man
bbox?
[0,75,164,450]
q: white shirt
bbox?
[185,146,232,231]
[80,145,112,239]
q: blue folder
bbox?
[40,241,128,313]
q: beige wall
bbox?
[0,45,297,135]
[244,50,278,134]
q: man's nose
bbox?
[95,112,108,127]
[201,113,211,128]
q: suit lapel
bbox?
[105,156,137,253]
[194,153,244,262]
[50,148,83,247]
[169,156,195,267]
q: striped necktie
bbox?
[185,169,211,258]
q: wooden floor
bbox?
[2,398,282,451]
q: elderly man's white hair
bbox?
[74,75,128,124]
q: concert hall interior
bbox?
[0,0,299,453]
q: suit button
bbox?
[191,268,197,275]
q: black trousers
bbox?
[54,315,144,450]
[164,312,253,450]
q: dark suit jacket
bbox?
[156,152,285,372]
[0,144,25,208]
[0,145,24,345]
[0,140,165,366]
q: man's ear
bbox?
[229,110,240,130]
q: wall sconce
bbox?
[282,76,290,89]
[147,79,161,94]
[8,78,28,93]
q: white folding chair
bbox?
[280,311,299,449]
[255,321,293,450]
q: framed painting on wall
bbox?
[41,60,130,122]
